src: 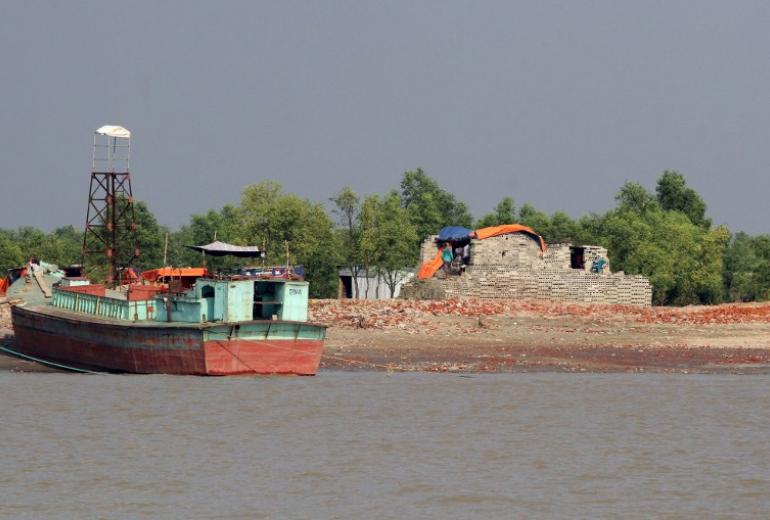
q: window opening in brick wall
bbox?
[570,246,585,269]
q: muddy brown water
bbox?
[1,371,769,518]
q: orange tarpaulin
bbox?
[1,267,28,297]
[417,249,445,280]
[417,223,547,280]
[141,267,208,282]
[122,267,139,282]
[474,224,547,252]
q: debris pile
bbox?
[309,298,639,333]
[310,299,431,331]
[639,303,770,325]
[310,298,770,331]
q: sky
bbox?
[1,1,769,234]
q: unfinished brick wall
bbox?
[469,233,546,269]
[419,235,440,264]
[403,233,653,306]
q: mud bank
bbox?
[320,338,770,374]
[312,299,770,374]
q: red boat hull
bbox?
[11,305,324,376]
[203,339,323,375]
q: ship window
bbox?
[202,286,215,298]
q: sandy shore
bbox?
[3,298,770,374]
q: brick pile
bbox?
[310,297,640,332]
[311,298,770,328]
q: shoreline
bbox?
[4,298,770,374]
[313,299,770,374]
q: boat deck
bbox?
[17,304,326,330]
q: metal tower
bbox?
[82,125,140,284]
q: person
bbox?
[441,243,454,273]
[454,245,464,263]
[454,244,464,276]
[591,257,608,274]
[461,243,471,264]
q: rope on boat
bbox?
[0,343,102,374]
[318,354,475,376]
[320,351,420,372]
[211,339,261,373]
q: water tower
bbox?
[81,125,140,284]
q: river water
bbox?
[1,371,768,519]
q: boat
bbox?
[10,267,326,375]
[8,125,325,375]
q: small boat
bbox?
[10,264,326,375]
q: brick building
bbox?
[401,232,652,306]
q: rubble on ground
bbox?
[313,298,770,373]
[309,298,770,331]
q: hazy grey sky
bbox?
[1,1,769,233]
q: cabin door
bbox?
[202,286,216,322]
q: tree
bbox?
[616,182,658,214]
[400,168,472,248]
[517,203,550,236]
[476,196,516,228]
[656,170,710,228]
[724,232,757,301]
[693,226,729,303]
[546,211,579,243]
[132,201,165,271]
[0,225,83,274]
[597,184,726,305]
[188,206,240,245]
[575,213,605,246]
[723,232,770,302]
[0,231,24,273]
[170,205,240,269]
[237,181,339,298]
[356,195,381,298]
[751,236,770,301]
[11,227,47,260]
[47,226,83,266]
[360,191,418,297]
[330,186,362,298]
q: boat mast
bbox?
[81,126,140,285]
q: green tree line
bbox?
[0,169,767,305]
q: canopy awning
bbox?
[185,241,266,258]
[95,125,131,138]
[436,226,472,242]
[141,267,208,282]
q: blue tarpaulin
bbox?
[436,226,472,242]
